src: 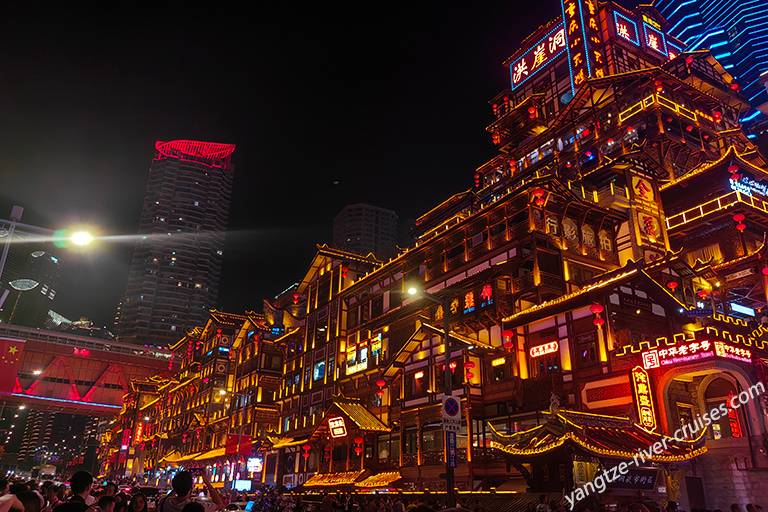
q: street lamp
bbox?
[407,285,456,508]
[70,230,94,247]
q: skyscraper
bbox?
[654,0,768,123]
[332,203,398,259]
[117,140,236,345]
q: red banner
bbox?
[225,434,252,455]
[0,337,25,393]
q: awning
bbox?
[270,435,310,449]
[159,450,182,464]
[489,409,706,463]
[303,470,365,487]
[333,396,390,432]
[193,448,227,461]
[355,471,401,488]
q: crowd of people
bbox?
[0,473,762,512]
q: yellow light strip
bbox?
[666,190,768,231]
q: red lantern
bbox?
[732,213,746,223]
[685,55,695,65]
[376,390,384,397]
[736,223,747,232]
[465,371,474,380]
[449,361,457,373]
[728,164,739,174]
[713,111,722,122]
[730,82,740,91]
[302,443,311,460]
[582,128,591,137]
[528,106,537,116]
[685,125,694,133]
[730,174,742,181]
[762,266,768,276]
[375,379,386,388]
[502,329,514,350]
[593,316,605,326]
[589,303,604,315]
[464,361,476,369]
[697,289,709,299]
[341,266,349,279]
[353,436,364,445]
[607,138,615,145]
[666,281,679,291]
[535,197,545,207]
[532,187,546,198]
[292,293,300,305]
[655,80,663,92]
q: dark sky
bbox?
[0,2,632,326]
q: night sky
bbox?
[0,2,635,327]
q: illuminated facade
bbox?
[654,0,768,127]
[117,140,236,345]
[106,1,768,507]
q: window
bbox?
[405,370,428,400]
[313,361,325,381]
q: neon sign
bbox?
[631,366,657,431]
[642,339,752,369]
[328,416,347,438]
[613,11,640,46]
[529,341,559,358]
[730,176,768,197]
[642,23,667,57]
[509,23,568,90]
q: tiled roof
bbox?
[355,471,401,488]
[489,409,706,462]
[333,396,390,432]
[303,470,365,487]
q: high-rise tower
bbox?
[117,140,236,345]
[332,203,398,259]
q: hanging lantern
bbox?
[685,124,694,133]
[582,128,591,137]
[292,293,300,305]
[353,436,364,456]
[528,106,537,119]
[685,55,695,65]
[502,329,515,350]
[655,80,663,92]
[666,281,679,292]
[491,103,498,115]
[302,443,311,460]
[762,266,768,276]
[697,289,709,299]
[341,266,349,279]
[492,133,501,145]
[736,223,747,232]
[535,197,545,207]
[449,361,457,373]
[376,389,384,397]
[465,371,474,380]
[607,138,615,145]
[375,379,386,388]
[589,303,604,315]
[464,361,476,369]
[593,316,605,326]
[532,187,546,198]
[732,213,746,223]
[713,111,722,122]
[730,82,740,91]
[730,173,742,181]
[353,436,364,445]
[728,164,739,174]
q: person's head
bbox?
[27,480,39,491]
[99,495,117,512]
[746,505,755,512]
[181,503,205,512]
[129,494,147,512]
[104,483,118,497]
[171,471,194,499]
[10,482,29,495]
[56,485,66,501]
[45,484,58,501]
[18,491,43,512]
[70,471,94,497]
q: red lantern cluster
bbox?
[341,265,349,279]
[590,303,605,327]
[474,173,481,188]
[528,106,537,119]
[532,187,546,207]
[302,443,311,460]
[375,378,386,397]
[492,133,501,145]
[292,293,300,305]
[732,213,747,232]
[713,111,722,123]
[654,79,663,92]
[353,436,364,456]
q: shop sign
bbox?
[631,366,657,431]
[642,339,752,369]
[509,22,567,90]
[328,416,347,438]
[730,176,768,197]
[529,341,559,358]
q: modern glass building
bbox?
[654,0,768,125]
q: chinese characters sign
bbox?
[529,341,559,358]
[562,0,606,89]
[631,366,656,431]
[642,339,752,369]
[509,23,568,90]
[328,416,347,438]
[643,23,668,56]
[730,175,768,197]
[613,11,639,45]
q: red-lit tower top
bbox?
[154,139,236,169]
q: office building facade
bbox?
[117,140,236,345]
[332,204,398,259]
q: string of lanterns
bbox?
[590,303,605,327]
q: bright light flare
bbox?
[407,286,419,296]
[70,231,94,246]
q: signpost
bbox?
[442,396,462,433]
[446,431,457,468]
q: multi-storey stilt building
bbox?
[104,1,768,508]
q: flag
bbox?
[0,337,25,393]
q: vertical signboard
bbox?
[562,0,606,91]
[631,366,657,432]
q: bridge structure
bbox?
[0,323,171,416]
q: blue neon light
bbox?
[509,22,568,91]
[740,110,762,123]
[643,23,669,56]
[747,134,758,139]
[9,393,122,409]
[730,302,756,317]
[560,2,576,96]
[613,11,640,46]
[714,52,733,60]
[576,0,592,76]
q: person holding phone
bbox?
[156,471,224,512]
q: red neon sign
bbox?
[642,339,752,369]
[529,341,559,358]
[154,140,236,169]
[631,366,656,431]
